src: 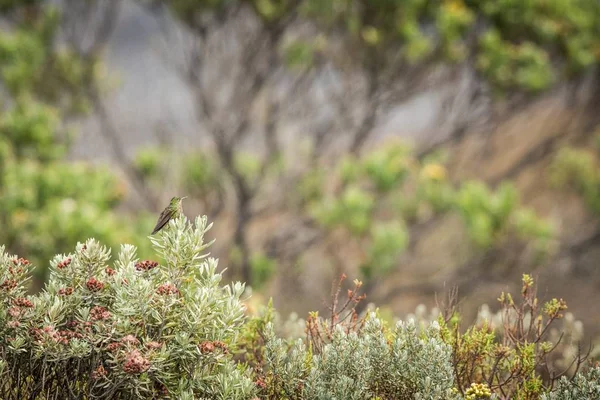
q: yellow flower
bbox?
[465,382,492,399]
[361,26,381,46]
[421,163,447,181]
[446,0,465,13]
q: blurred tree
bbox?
[302,140,555,303]
[548,129,600,271]
[59,0,161,211]
[0,1,153,286]
[133,0,598,293]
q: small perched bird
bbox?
[151,196,187,235]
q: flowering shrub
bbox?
[1,213,599,399]
[0,215,255,399]
[242,273,595,400]
[439,275,589,400]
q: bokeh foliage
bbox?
[305,141,554,283]
[550,131,600,216]
[0,3,152,284]
[162,0,600,93]
[1,0,599,296]
[134,138,555,290]
[130,0,600,289]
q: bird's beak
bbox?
[181,196,188,200]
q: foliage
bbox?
[455,181,554,250]
[241,274,595,400]
[1,214,599,398]
[550,133,600,215]
[1,2,599,397]
[258,314,458,400]
[301,0,600,92]
[249,252,277,290]
[541,365,600,400]
[0,215,256,399]
[0,6,92,114]
[306,141,554,284]
[130,136,554,290]
[0,2,152,284]
[128,0,600,289]
[163,0,600,92]
[245,275,452,399]
[441,274,588,400]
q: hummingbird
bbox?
[151,196,187,235]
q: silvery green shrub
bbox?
[261,312,459,400]
[541,366,600,400]
[0,215,256,399]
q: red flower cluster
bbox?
[65,320,79,329]
[213,340,229,354]
[198,340,215,354]
[0,279,17,291]
[198,340,229,354]
[135,260,159,271]
[92,365,107,380]
[58,329,83,343]
[8,266,24,275]
[90,306,111,321]
[32,326,64,344]
[105,266,116,276]
[7,320,20,328]
[121,334,140,346]
[12,257,30,266]
[86,278,104,292]
[255,378,267,389]
[58,287,74,296]
[106,342,121,352]
[13,297,34,308]
[56,257,72,269]
[123,350,150,374]
[145,341,163,350]
[8,307,21,318]
[36,323,87,341]
[156,283,179,296]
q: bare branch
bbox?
[88,87,159,210]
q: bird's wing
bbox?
[151,209,173,235]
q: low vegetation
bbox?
[0,215,597,399]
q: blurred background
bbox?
[2,0,600,344]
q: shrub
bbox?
[1,212,598,399]
[0,215,256,399]
[246,276,459,399]
[258,311,458,400]
[440,274,589,400]
[245,273,595,400]
[541,365,600,400]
